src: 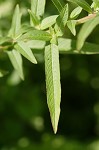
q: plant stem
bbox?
[76,13,96,25]
[0,45,11,52]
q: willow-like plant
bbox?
[0,0,99,133]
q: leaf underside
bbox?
[7,50,24,80]
[77,15,99,50]
[45,44,61,134]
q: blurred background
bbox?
[0,0,99,149]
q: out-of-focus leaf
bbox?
[7,70,21,86]
[67,0,92,13]
[26,38,99,55]
[67,20,77,36]
[93,0,99,7]
[77,15,99,50]
[8,5,21,38]
[18,25,35,35]
[0,0,13,17]
[28,9,40,27]
[19,30,52,41]
[41,15,58,30]
[0,37,12,45]
[31,0,46,17]
[14,41,37,64]
[70,6,82,19]
[55,4,69,36]
[7,49,24,80]
[91,2,99,11]
[45,44,61,134]
[58,38,99,54]
[27,40,46,50]
[0,70,8,77]
[51,0,65,12]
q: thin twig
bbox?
[0,45,11,51]
[76,13,97,25]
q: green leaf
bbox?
[45,44,61,134]
[67,0,92,13]
[7,49,24,80]
[27,40,46,50]
[51,0,65,12]
[18,25,35,35]
[14,41,37,64]
[8,5,21,38]
[58,38,99,54]
[0,70,8,77]
[19,30,52,41]
[31,0,46,17]
[41,15,58,30]
[91,2,99,11]
[67,20,77,36]
[77,15,99,50]
[28,9,40,27]
[55,4,69,36]
[26,38,99,55]
[93,0,99,7]
[0,37,12,45]
[70,6,82,19]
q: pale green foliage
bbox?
[31,0,46,17]
[19,30,52,41]
[70,6,82,19]
[55,4,69,36]
[28,9,40,27]
[77,15,99,50]
[93,0,99,7]
[0,0,99,134]
[41,15,58,30]
[67,0,92,13]
[51,0,65,12]
[58,38,99,54]
[67,20,77,36]
[7,50,24,80]
[14,41,37,64]
[8,5,21,38]
[45,44,61,134]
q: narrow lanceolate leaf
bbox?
[28,9,40,27]
[55,4,69,36]
[14,41,37,64]
[67,20,77,36]
[51,0,65,12]
[7,50,24,80]
[27,40,46,50]
[41,15,58,30]
[77,15,99,50]
[18,25,35,35]
[58,38,99,54]
[67,0,92,13]
[45,44,61,134]
[70,6,82,19]
[31,0,46,17]
[0,37,12,45]
[8,5,21,38]
[19,30,52,41]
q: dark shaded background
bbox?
[0,0,99,149]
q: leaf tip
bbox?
[28,9,31,14]
[32,59,37,64]
[16,4,20,10]
[53,126,58,134]
[51,112,60,134]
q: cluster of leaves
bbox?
[0,0,99,133]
